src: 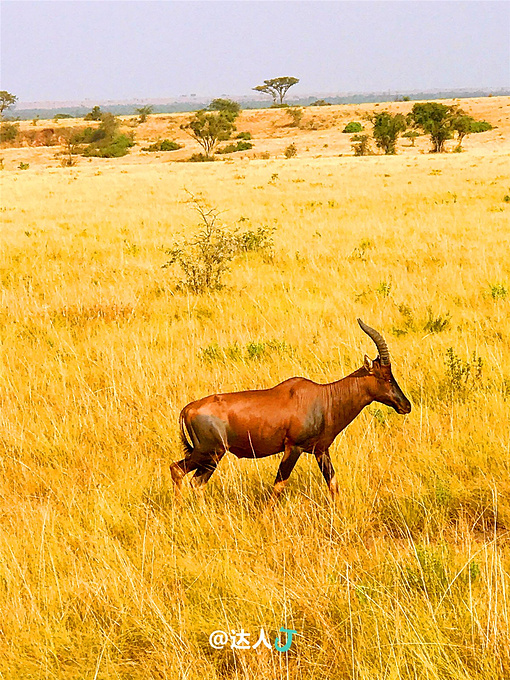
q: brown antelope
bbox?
[171,319,411,502]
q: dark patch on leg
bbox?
[315,449,338,499]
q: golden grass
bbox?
[1,117,510,678]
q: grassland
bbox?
[1,98,510,678]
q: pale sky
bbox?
[2,1,509,103]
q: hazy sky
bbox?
[2,1,509,103]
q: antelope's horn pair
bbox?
[357,318,391,366]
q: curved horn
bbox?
[357,318,391,365]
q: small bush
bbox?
[142,139,182,152]
[18,162,29,170]
[53,113,73,120]
[187,153,214,162]
[443,347,483,399]
[0,122,19,143]
[83,133,134,158]
[285,108,303,127]
[164,195,276,293]
[486,283,508,300]
[217,140,253,154]
[375,281,392,297]
[235,225,274,253]
[236,131,252,140]
[284,143,297,159]
[423,307,451,333]
[310,99,331,106]
[351,134,371,156]
[343,121,363,133]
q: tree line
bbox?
[0,80,494,163]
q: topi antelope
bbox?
[171,319,411,503]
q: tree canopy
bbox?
[371,111,407,154]
[0,91,17,116]
[252,77,299,106]
[181,110,235,159]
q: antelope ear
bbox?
[363,355,374,373]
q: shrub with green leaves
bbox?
[181,110,235,159]
[164,196,275,293]
[217,140,253,154]
[443,347,483,399]
[236,131,252,140]
[343,121,363,133]
[0,122,19,143]
[371,111,407,154]
[142,139,182,152]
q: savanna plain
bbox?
[1,99,510,679]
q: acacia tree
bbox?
[181,110,235,159]
[371,111,407,154]
[0,91,17,117]
[253,77,299,106]
[409,102,455,153]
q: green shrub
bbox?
[142,139,182,152]
[53,113,73,120]
[343,121,363,133]
[164,195,276,293]
[0,122,19,143]
[83,133,134,158]
[423,307,451,333]
[486,283,508,300]
[18,161,29,170]
[217,140,253,154]
[235,225,274,253]
[443,347,483,399]
[236,131,252,140]
[187,153,213,162]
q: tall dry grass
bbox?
[0,149,509,678]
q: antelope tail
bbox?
[179,412,194,456]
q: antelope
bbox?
[170,319,411,503]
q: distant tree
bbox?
[451,113,477,151]
[181,110,235,159]
[253,77,299,106]
[371,111,407,154]
[59,127,85,166]
[0,91,17,116]
[409,102,455,153]
[84,105,103,121]
[135,105,154,123]
[208,98,241,121]
[53,113,73,120]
